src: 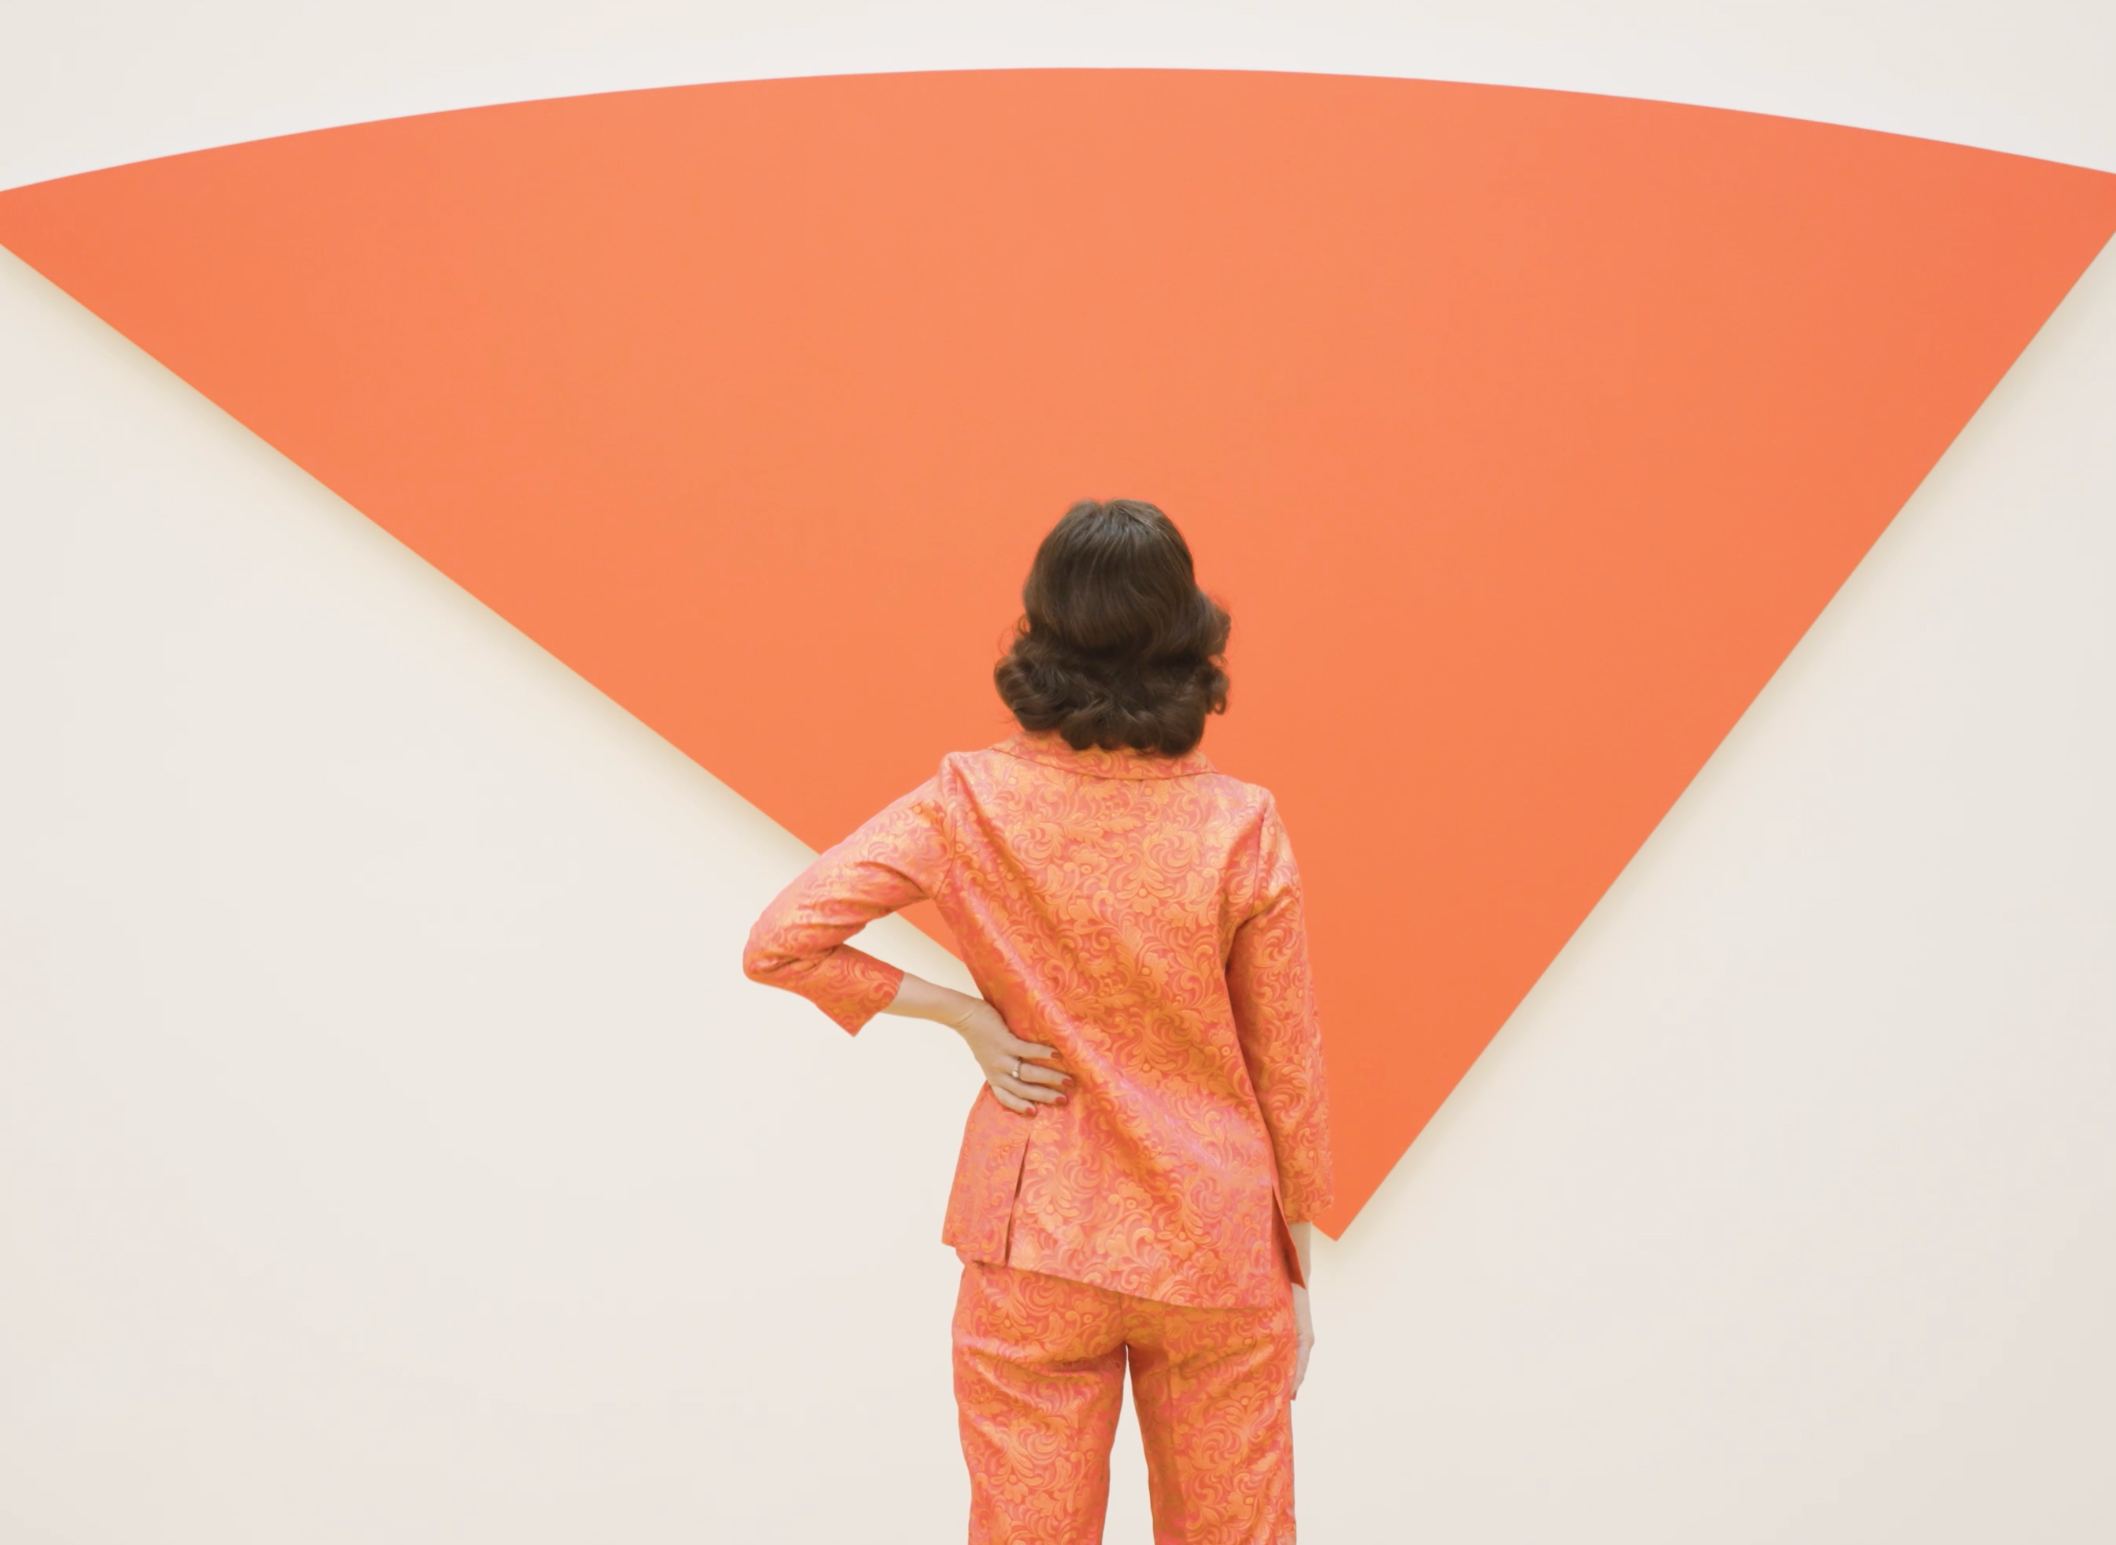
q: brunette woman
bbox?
[744,498,1331,1543]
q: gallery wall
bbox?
[4,4,2113,1541]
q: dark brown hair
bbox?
[994,499,1231,755]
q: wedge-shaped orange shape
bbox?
[6,72,2110,1231]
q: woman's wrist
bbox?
[886,971,980,1032]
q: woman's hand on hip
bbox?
[946,997,1069,1114]
[884,971,1069,1114]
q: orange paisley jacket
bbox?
[742,729,1333,1310]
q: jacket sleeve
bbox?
[1226,797,1335,1223]
[742,778,951,1034]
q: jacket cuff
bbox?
[818,953,907,1035]
[1276,1181,1334,1226]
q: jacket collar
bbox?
[993,729,1216,781]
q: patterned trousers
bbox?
[952,1261,1299,1543]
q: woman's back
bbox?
[745,726,1329,1307]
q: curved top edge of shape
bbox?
[8,67,2114,200]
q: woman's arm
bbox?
[886,972,1070,1115]
[743,779,1068,1112]
[743,784,947,1033]
[1226,806,1334,1225]
[1227,803,1327,1397]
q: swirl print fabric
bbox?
[954,1261,1297,1544]
[744,730,1333,1310]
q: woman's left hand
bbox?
[1291,1283,1315,1396]
[1287,1219,1315,1396]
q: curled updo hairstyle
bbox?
[994,499,1231,756]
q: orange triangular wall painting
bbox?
[7,71,2112,1232]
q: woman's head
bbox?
[994,499,1231,755]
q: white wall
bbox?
[3,6,2112,1542]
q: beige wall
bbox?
[3,5,2113,1540]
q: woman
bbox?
[744,498,1332,1542]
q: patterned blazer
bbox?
[743,729,1333,1309]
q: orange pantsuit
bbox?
[745,731,1331,1540]
[956,1262,1299,1544]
